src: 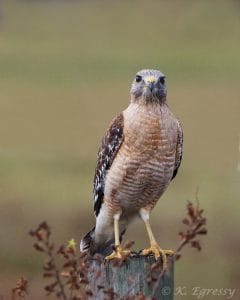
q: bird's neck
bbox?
[126,100,169,118]
[129,97,168,115]
[131,96,167,106]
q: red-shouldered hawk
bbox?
[80,69,183,269]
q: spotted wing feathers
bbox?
[172,120,183,180]
[93,113,124,216]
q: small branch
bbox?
[46,239,67,300]
[29,221,68,300]
[12,277,28,300]
[174,200,207,260]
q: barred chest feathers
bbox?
[104,102,179,213]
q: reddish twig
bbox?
[29,221,68,300]
[12,277,28,300]
[175,201,207,260]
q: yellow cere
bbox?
[145,76,156,83]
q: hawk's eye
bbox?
[135,75,142,83]
[159,76,165,85]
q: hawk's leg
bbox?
[139,209,174,269]
[105,212,130,260]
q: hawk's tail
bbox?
[80,227,96,253]
[80,227,126,257]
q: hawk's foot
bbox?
[105,245,131,260]
[141,244,174,269]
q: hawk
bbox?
[80,69,183,268]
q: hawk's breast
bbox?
[104,103,179,213]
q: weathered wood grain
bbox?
[88,254,174,299]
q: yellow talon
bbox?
[141,244,174,269]
[105,245,131,260]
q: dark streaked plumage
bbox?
[171,120,183,180]
[93,113,124,216]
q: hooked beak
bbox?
[148,82,155,92]
[145,76,156,92]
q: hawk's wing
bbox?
[93,113,124,216]
[171,120,183,180]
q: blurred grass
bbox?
[0,0,239,299]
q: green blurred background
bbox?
[0,0,239,299]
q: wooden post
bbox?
[88,254,174,299]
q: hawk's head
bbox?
[130,69,167,104]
